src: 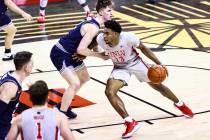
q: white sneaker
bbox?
[2,53,14,61]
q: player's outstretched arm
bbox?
[4,0,32,21]
[138,42,162,65]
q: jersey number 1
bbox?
[37,122,42,139]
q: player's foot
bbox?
[174,102,194,118]
[2,53,14,61]
[37,13,45,23]
[66,107,77,119]
[56,104,77,119]
[86,11,95,17]
[122,119,141,139]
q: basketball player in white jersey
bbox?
[37,0,93,23]
[96,20,194,138]
[6,80,75,140]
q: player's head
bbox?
[14,51,33,76]
[103,20,122,45]
[29,80,49,106]
[96,0,113,21]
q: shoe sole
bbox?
[122,123,141,139]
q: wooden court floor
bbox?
[1,0,210,139]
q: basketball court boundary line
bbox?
[71,110,210,132]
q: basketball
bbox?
[147,65,167,84]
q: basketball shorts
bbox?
[0,14,12,30]
[109,58,151,85]
[50,45,85,74]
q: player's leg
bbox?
[76,65,90,86]
[1,14,16,61]
[50,47,79,119]
[37,0,48,23]
[3,23,16,61]
[76,0,94,17]
[105,78,127,118]
[148,82,179,102]
[106,69,140,138]
[148,83,194,118]
[60,68,80,118]
[77,0,90,13]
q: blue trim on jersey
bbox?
[0,71,22,127]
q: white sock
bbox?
[124,116,133,122]
[175,101,184,107]
[77,0,90,13]
[39,10,45,16]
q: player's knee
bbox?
[7,25,17,34]
[70,81,81,91]
[105,88,116,99]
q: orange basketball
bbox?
[147,65,167,84]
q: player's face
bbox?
[25,59,34,76]
[100,6,112,21]
[103,28,117,45]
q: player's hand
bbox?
[72,53,86,62]
[99,52,109,60]
[21,12,32,21]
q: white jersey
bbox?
[97,32,140,67]
[21,108,61,140]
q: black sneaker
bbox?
[56,104,77,119]
[66,107,77,119]
[2,53,14,61]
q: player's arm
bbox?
[58,112,76,140]
[4,0,32,21]
[77,24,107,59]
[138,42,162,65]
[0,82,18,115]
[6,115,21,140]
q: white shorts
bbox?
[109,59,151,85]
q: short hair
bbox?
[29,80,49,106]
[104,20,122,33]
[14,51,33,70]
[96,0,113,13]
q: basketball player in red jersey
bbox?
[37,0,93,23]
[96,20,194,138]
[6,80,75,140]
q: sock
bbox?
[5,49,11,54]
[77,0,90,13]
[0,100,8,115]
[39,0,48,15]
[39,9,45,16]
[175,101,184,107]
[124,116,133,122]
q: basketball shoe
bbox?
[37,13,45,23]
[174,102,194,118]
[122,119,141,139]
[2,53,13,61]
[56,104,77,119]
